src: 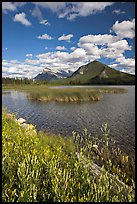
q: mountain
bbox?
[34,68,73,81]
[66,60,135,85]
[34,61,135,85]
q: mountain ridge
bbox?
[34,60,135,85]
[66,60,135,85]
[34,68,73,81]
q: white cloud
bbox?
[2,44,135,78]
[65,2,114,20]
[2,59,44,78]
[109,56,135,74]
[98,39,131,59]
[100,47,123,59]
[78,33,132,60]
[109,40,131,51]
[32,2,114,20]
[79,34,120,45]
[37,33,53,40]
[78,42,100,56]
[116,56,135,67]
[32,6,43,20]
[2,2,16,12]
[58,34,73,42]
[3,48,86,78]
[39,19,50,26]
[2,2,26,13]
[111,18,135,39]
[2,2,115,21]
[13,12,32,26]
[56,46,66,50]
[108,63,119,69]
[26,54,33,58]
[112,9,126,15]
[32,2,66,12]
[31,6,50,26]
[70,47,76,51]
[34,48,87,70]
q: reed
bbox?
[3,84,127,102]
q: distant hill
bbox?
[66,60,135,85]
[34,68,73,81]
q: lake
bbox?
[2,86,135,157]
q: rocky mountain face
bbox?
[67,60,135,85]
[34,68,73,81]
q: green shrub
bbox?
[2,109,135,202]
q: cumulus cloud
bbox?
[36,48,86,64]
[30,48,88,72]
[111,18,135,39]
[78,42,100,56]
[109,56,135,74]
[2,41,135,78]
[37,33,53,40]
[79,34,120,45]
[78,33,132,60]
[13,12,31,26]
[58,34,73,42]
[56,46,66,50]
[2,59,43,78]
[110,40,131,51]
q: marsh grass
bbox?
[28,87,103,102]
[3,84,127,102]
[2,108,134,202]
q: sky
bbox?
[2,2,135,78]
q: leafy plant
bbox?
[2,109,135,202]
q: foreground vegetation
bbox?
[2,84,127,102]
[2,108,135,202]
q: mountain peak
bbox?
[68,60,135,85]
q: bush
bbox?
[2,109,135,202]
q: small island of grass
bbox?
[2,84,127,103]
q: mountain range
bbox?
[34,68,73,81]
[34,60,135,85]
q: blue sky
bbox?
[2,2,135,78]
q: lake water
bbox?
[2,86,135,157]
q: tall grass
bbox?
[2,109,134,202]
[2,84,127,102]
